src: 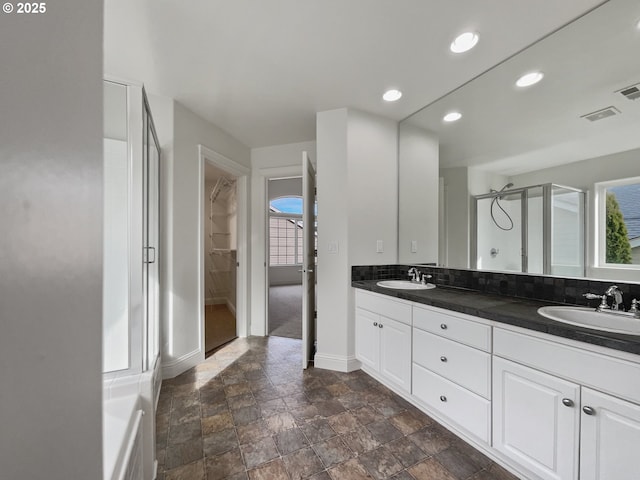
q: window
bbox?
[269,196,317,266]
[596,177,640,267]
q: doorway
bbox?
[267,177,304,340]
[204,164,237,353]
[198,145,250,359]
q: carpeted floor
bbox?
[268,284,302,339]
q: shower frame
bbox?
[471,183,586,275]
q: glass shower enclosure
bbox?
[103,79,161,480]
[472,184,585,276]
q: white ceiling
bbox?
[104,0,605,148]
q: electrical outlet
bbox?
[376,240,384,253]
[411,240,418,253]
[328,241,339,254]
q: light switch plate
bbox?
[376,240,384,253]
[328,241,339,254]
[411,240,418,253]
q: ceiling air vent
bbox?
[617,83,640,100]
[581,106,620,122]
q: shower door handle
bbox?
[144,246,156,264]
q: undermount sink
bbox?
[376,280,436,290]
[537,306,640,336]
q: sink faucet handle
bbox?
[583,293,608,311]
[583,293,602,300]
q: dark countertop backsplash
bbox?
[352,264,640,355]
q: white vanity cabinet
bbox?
[355,290,412,393]
[412,305,492,443]
[580,387,640,480]
[353,288,640,480]
[493,356,580,480]
[494,327,640,480]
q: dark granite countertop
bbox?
[352,280,640,356]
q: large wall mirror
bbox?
[399,0,640,281]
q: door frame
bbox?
[198,145,250,355]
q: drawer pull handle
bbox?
[562,398,574,407]
[378,323,383,328]
[373,322,378,327]
[583,406,596,416]
[439,395,447,402]
[440,324,448,330]
[440,356,447,362]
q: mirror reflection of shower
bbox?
[473,183,585,276]
[490,183,515,231]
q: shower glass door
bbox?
[473,190,524,272]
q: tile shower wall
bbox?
[352,265,640,310]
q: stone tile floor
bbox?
[156,336,520,480]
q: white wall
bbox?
[316,108,398,372]
[398,123,439,264]
[0,1,103,478]
[163,101,250,375]
[250,141,316,336]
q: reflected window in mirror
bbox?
[596,177,640,268]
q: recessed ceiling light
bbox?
[516,71,544,88]
[382,89,402,102]
[450,32,479,53]
[443,112,462,122]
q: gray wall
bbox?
[0,1,104,478]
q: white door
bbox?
[493,357,580,480]
[301,152,316,369]
[580,387,640,480]
[379,316,412,391]
[355,309,380,371]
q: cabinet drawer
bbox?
[412,363,490,443]
[413,305,491,351]
[413,329,491,399]
[355,290,412,325]
[494,328,640,404]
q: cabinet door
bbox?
[379,316,412,392]
[355,308,379,371]
[580,388,640,480]
[493,357,579,480]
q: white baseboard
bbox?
[313,352,360,372]
[161,348,203,379]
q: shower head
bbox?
[500,183,514,192]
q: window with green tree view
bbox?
[601,179,640,266]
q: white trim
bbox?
[313,353,361,372]
[161,348,203,379]
[259,165,303,178]
[103,74,143,88]
[198,145,250,356]
[594,176,640,271]
[200,145,250,176]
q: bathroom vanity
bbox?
[352,277,640,480]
